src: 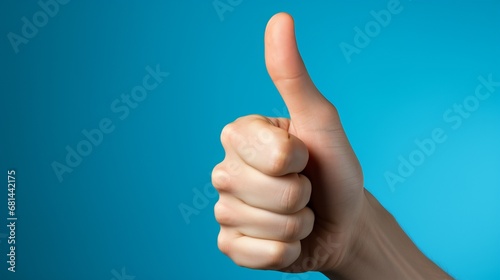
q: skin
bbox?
[212,13,454,280]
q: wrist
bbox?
[322,190,453,280]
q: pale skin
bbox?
[212,13,454,280]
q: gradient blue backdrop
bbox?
[1,1,499,279]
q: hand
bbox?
[212,12,364,272]
[212,12,452,279]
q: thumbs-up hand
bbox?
[212,12,364,272]
[212,13,451,279]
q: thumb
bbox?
[264,13,363,227]
[265,13,337,130]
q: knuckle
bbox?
[265,242,287,268]
[221,115,257,147]
[220,122,238,148]
[280,176,303,213]
[214,201,235,226]
[269,140,293,175]
[217,230,232,256]
[282,216,301,241]
[211,164,232,192]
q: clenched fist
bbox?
[212,13,452,280]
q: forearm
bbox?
[322,190,453,280]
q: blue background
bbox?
[1,0,499,279]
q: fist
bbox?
[213,115,315,268]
